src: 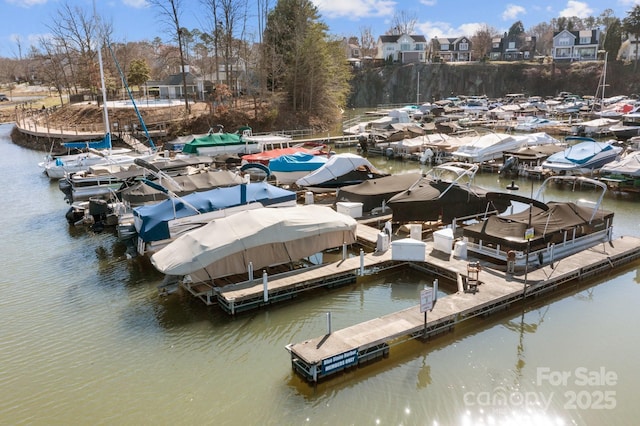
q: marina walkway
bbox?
[287,236,640,382]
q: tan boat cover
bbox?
[150,205,357,282]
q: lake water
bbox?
[2,122,640,425]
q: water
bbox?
[2,122,640,425]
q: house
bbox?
[343,37,362,68]
[552,29,600,62]
[618,34,640,61]
[146,66,213,101]
[375,34,427,63]
[490,35,536,61]
[430,36,472,62]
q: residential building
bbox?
[552,29,600,61]
[430,36,472,62]
[375,34,427,63]
[490,35,537,61]
[146,66,213,101]
[618,34,640,61]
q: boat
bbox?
[149,204,357,285]
[609,112,640,140]
[133,181,297,255]
[450,132,559,164]
[240,145,328,167]
[597,139,640,192]
[336,172,422,215]
[268,152,330,185]
[461,176,614,268]
[514,117,562,132]
[181,127,297,157]
[386,162,511,224]
[295,153,389,193]
[540,137,623,175]
[570,117,619,137]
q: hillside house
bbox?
[618,34,640,61]
[490,35,537,61]
[552,29,600,62]
[376,34,427,63]
[430,36,472,62]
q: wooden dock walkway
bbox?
[286,236,640,383]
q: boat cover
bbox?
[269,152,328,172]
[133,182,296,242]
[336,173,421,212]
[542,140,622,170]
[462,201,614,251]
[150,205,357,281]
[181,132,245,154]
[295,153,387,188]
[63,134,111,150]
[599,151,640,177]
[121,170,244,205]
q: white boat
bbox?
[451,132,559,163]
[295,153,388,193]
[514,117,562,132]
[268,152,329,185]
[541,137,623,175]
[571,117,619,137]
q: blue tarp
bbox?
[268,152,328,172]
[63,133,111,150]
[133,182,296,242]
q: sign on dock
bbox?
[420,288,434,313]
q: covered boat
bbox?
[462,176,614,267]
[150,205,357,283]
[269,152,330,185]
[181,132,256,156]
[295,153,388,192]
[541,137,622,175]
[451,132,559,164]
[133,182,297,255]
[336,173,421,214]
[386,162,510,223]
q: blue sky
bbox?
[2,0,640,58]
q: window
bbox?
[579,37,591,44]
[558,37,571,46]
[459,42,469,51]
[400,43,410,51]
[415,43,423,51]
[440,44,450,50]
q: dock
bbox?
[286,236,640,383]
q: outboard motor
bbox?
[88,198,109,232]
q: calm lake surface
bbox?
[2,122,640,425]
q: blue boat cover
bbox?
[181,132,243,154]
[63,133,111,150]
[133,182,296,242]
[268,152,328,172]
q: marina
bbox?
[2,121,640,424]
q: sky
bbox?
[2,0,640,58]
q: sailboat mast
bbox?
[94,0,111,148]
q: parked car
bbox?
[0,94,9,102]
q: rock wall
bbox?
[347,61,640,107]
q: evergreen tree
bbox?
[127,59,151,96]
[622,5,640,70]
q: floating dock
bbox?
[286,236,640,383]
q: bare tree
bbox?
[359,26,377,58]
[149,0,190,112]
[388,10,417,35]
[471,24,497,61]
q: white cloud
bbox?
[417,21,482,39]
[419,0,437,5]
[502,4,526,21]
[122,0,149,8]
[6,0,48,6]
[313,0,396,19]
[559,1,593,18]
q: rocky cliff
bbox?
[347,61,640,107]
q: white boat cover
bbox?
[295,153,385,187]
[150,205,357,282]
[600,151,640,177]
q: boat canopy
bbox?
[181,132,244,154]
[150,205,358,281]
[133,182,296,242]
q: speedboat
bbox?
[295,153,388,193]
[336,173,422,214]
[451,132,559,164]
[268,152,329,185]
[609,112,640,140]
[541,137,622,175]
[462,176,614,268]
[386,162,510,224]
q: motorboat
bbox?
[541,137,622,175]
[149,205,358,285]
[609,112,640,140]
[514,117,562,132]
[133,181,297,255]
[462,176,614,268]
[451,132,559,164]
[336,173,422,214]
[386,162,510,224]
[295,153,388,193]
[268,152,329,185]
[598,141,640,192]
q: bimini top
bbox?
[150,205,358,282]
[133,181,296,243]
